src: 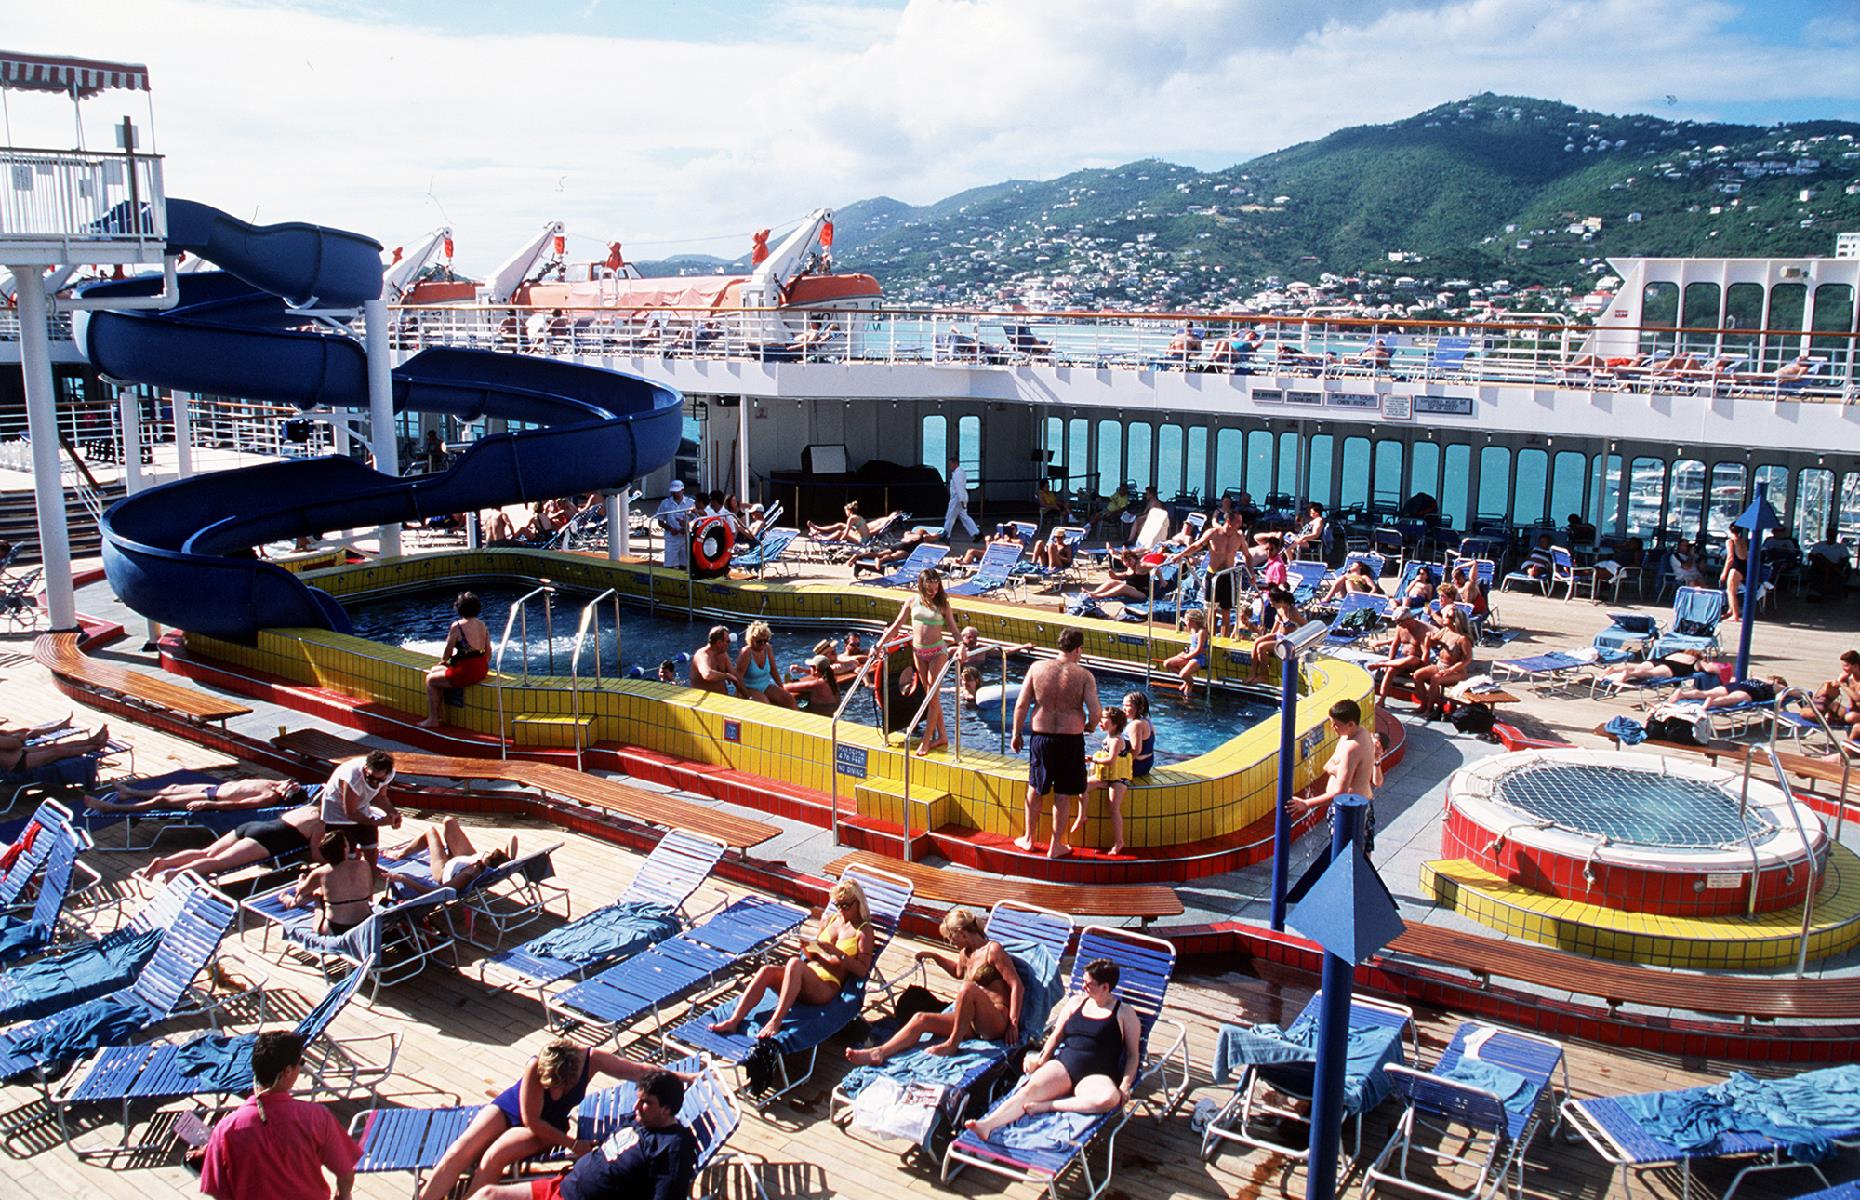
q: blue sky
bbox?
[12,0,1860,268]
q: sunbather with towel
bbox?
[1671,674,1786,711]
[86,776,305,814]
[1596,650,1712,691]
[383,816,514,894]
[845,906,1023,1066]
[0,719,109,776]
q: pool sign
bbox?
[1381,394,1413,421]
[835,744,868,780]
[723,720,740,743]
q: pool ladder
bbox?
[565,589,624,771]
[491,583,556,760]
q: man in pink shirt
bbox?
[200,1031,360,1200]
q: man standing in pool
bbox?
[1011,627,1101,859]
[1289,699,1378,855]
[1168,506,1248,636]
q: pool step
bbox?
[853,779,955,835]
[509,713,595,749]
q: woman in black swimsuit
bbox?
[139,805,324,883]
[1722,527,1750,621]
[964,957,1142,1142]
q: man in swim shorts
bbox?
[1290,698,1379,855]
[1011,627,1101,859]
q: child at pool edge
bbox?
[1123,691,1155,778]
[1074,706,1132,854]
[1160,609,1210,692]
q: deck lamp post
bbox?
[1288,794,1407,1200]
[1269,619,1331,932]
[1731,484,1780,683]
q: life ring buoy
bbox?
[690,515,735,577]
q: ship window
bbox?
[1626,457,1665,538]
[1278,431,1300,503]
[1766,284,1806,369]
[1723,282,1763,359]
[1795,468,1834,545]
[1214,427,1243,498]
[1068,419,1090,492]
[1410,440,1440,504]
[1126,422,1153,495]
[1440,443,1470,530]
[1186,426,1209,504]
[1549,451,1588,528]
[1838,474,1860,550]
[1246,430,1274,499]
[1476,445,1510,524]
[1753,464,1788,527]
[957,415,981,483]
[920,414,946,471]
[1096,420,1123,497]
[1706,462,1746,540]
[1511,448,1548,527]
[1340,437,1370,510]
[1667,459,1705,540]
[1680,283,1721,355]
[1639,281,1679,357]
[1044,417,1064,480]
[1306,433,1334,508]
[1373,440,1403,512]
[1157,424,1184,501]
[1594,453,1623,533]
[1811,284,1854,373]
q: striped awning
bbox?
[0,51,150,98]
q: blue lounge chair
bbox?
[0,882,238,1085]
[948,540,1026,599]
[0,813,94,965]
[1493,647,1614,694]
[1326,592,1393,646]
[1501,546,1579,600]
[52,950,390,1158]
[942,926,1190,1200]
[481,830,725,1011]
[378,838,566,949]
[1366,1021,1569,1200]
[1426,335,1473,379]
[831,901,1076,1154]
[854,542,950,589]
[1651,586,1728,659]
[544,894,809,1045]
[0,798,78,907]
[1319,551,1387,594]
[1396,560,1448,605]
[1592,612,1661,657]
[238,885,460,998]
[1285,558,1329,604]
[669,866,914,1104]
[731,526,800,578]
[1563,1063,1860,1200]
[0,873,207,1025]
[77,772,313,852]
[1202,991,1416,1166]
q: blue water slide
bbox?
[78,200,682,642]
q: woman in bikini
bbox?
[279,828,380,934]
[709,877,873,1040]
[735,621,796,708]
[965,956,1142,1141]
[807,501,869,544]
[420,591,491,728]
[384,816,514,895]
[879,568,957,755]
[844,906,1024,1065]
[1596,649,1712,690]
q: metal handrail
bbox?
[900,646,960,862]
[828,641,897,847]
[1737,686,1838,973]
[566,587,621,772]
[491,584,552,760]
[1767,688,1855,844]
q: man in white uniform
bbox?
[943,456,978,541]
[655,480,693,569]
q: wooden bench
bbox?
[823,850,1183,924]
[1386,920,1860,1022]
[274,729,779,851]
[35,632,252,725]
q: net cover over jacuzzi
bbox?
[1443,749,1827,916]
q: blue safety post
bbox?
[1732,483,1779,683]
[1288,794,1407,1200]
[1269,620,1330,931]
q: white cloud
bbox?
[9,0,1857,272]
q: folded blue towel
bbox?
[522,901,679,963]
[1604,716,1647,745]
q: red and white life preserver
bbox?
[690,515,735,575]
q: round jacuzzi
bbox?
[1443,749,1827,916]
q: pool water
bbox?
[344,585,1277,763]
[1490,762,1780,850]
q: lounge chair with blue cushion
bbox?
[669,866,913,1105]
[941,926,1190,1200]
[253,887,460,998]
[481,829,725,1011]
[1563,1063,1860,1200]
[1326,592,1393,647]
[1592,611,1661,657]
[1651,586,1728,659]
[1202,991,1416,1167]
[0,882,239,1087]
[544,894,809,1046]
[947,540,1025,599]
[731,526,800,578]
[0,873,208,1025]
[1425,335,1473,379]
[52,949,394,1158]
[1286,558,1329,604]
[1319,551,1387,595]
[0,813,95,966]
[0,798,79,906]
[1494,646,1616,694]
[1366,1021,1569,1200]
[377,838,566,950]
[831,901,1075,1155]
[854,542,950,589]
[1500,547,1578,600]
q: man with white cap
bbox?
[655,481,694,569]
[943,456,978,542]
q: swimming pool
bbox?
[1444,749,1827,916]
[343,585,1279,764]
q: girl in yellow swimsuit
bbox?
[708,878,873,1040]
[879,568,958,757]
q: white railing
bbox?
[0,148,166,248]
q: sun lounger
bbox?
[947,540,1025,599]
[669,866,913,1104]
[0,798,78,908]
[77,772,314,853]
[0,873,205,1024]
[544,894,809,1045]
[831,901,1075,1154]
[1203,991,1416,1167]
[237,885,459,998]
[1651,587,1727,659]
[378,839,566,950]
[1563,1063,1860,1200]
[1493,647,1610,693]
[1286,558,1329,604]
[854,542,951,589]
[732,526,800,578]
[0,812,94,965]
[481,830,725,1011]
[1326,592,1394,648]
[1592,612,1661,657]
[942,926,1190,1200]
[1366,1021,1569,1200]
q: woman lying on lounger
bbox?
[1670,674,1787,711]
[415,1039,684,1200]
[1595,650,1713,690]
[709,876,873,1040]
[845,907,1023,1066]
[964,956,1141,1141]
[84,776,305,814]
[138,805,324,883]
[382,816,514,894]
[0,717,110,777]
